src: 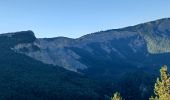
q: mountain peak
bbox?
[0,30,37,45]
[0,30,35,38]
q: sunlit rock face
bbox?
[11,18,170,72]
[13,38,87,72]
[137,18,170,54]
[143,34,170,54]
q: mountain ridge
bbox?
[1,17,170,40]
[0,18,170,100]
[1,18,170,72]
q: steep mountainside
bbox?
[1,18,170,100]
[0,31,104,100]
[12,18,170,72]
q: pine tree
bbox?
[149,65,170,100]
[111,92,123,100]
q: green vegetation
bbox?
[150,65,170,100]
[112,66,170,100]
[111,92,123,100]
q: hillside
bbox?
[1,18,170,100]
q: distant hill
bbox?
[1,18,170,100]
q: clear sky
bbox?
[0,0,170,38]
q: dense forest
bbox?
[112,65,170,100]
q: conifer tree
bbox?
[111,92,123,100]
[149,65,170,100]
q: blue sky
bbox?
[0,0,170,38]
